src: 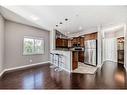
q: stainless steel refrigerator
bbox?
[84,40,97,66]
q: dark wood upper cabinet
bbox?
[63,39,68,47]
[80,37,84,47]
[69,36,84,47]
[68,39,72,48]
[73,38,77,44]
[84,32,97,41]
[56,38,62,47]
[56,38,68,48]
[56,32,97,48]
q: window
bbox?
[23,37,44,55]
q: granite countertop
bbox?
[55,48,85,51]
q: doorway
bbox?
[102,25,125,68]
[117,37,124,65]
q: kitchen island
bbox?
[50,50,72,72]
[50,49,84,72]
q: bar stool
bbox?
[55,53,64,71]
[59,54,65,69]
[50,53,56,68]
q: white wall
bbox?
[0,14,4,73]
[50,29,56,52]
[124,24,127,70]
[103,27,124,63]
[115,28,124,38]
[104,38,117,62]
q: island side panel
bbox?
[51,50,72,72]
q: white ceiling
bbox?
[0,6,127,35]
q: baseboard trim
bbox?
[61,67,71,73]
[0,61,50,78]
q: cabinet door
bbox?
[91,33,97,40]
[76,37,80,44]
[56,38,61,47]
[64,39,68,47]
[61,39,64,47]
[73,38,77,44]
[62,39,66,47]
[84,34,90,41]
[80,37,84,47]
[71,39,74,46]
[68,39,72,47]
[72,61,78,70]
[72,51,78,70]
[84,32,97,41]
[78,51,84,62]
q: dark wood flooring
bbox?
[0,61,127,89]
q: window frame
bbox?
[23,36,45,56]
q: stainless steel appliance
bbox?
[71,43,84,51]
[84,40,97,66]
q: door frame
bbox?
[101,24,126,70]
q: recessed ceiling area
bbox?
[0,6,127,35]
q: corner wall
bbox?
[124,24,127,71]
[0,14,4,74]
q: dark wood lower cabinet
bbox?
[72,51,78,70]
[72,61,78,70]
[78,51,84,63]
[72,51,84,70]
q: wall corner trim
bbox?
[97,62,104,69]
[0,61,50,78]
[124,65,127,72]
[0,70,6,78]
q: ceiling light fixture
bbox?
[76,14,79,17]
[79,26,83,30]
[65,18,68,21]
[30,15,39,21]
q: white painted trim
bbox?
[124,65,127,72]
[0,61,50,77]
[97,62,104,69]
[61,67,71,73]
[124,23,127,72]
[0,70,6,77]
[5,61,50,72]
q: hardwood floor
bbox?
[0,61,127,89]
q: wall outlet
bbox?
[30,59,32,63]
